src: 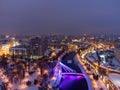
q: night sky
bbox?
[0,0,120,35]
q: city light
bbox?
[0,41,20,56]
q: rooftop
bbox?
[108,73,120,89]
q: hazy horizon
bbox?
[0,0,120,35]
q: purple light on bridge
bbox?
[60,74,85,90]
[77,76,82,79]
[70,76,74,79]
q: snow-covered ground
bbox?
[87,51,120,71]
[0,67,41,90]
[10,71,40,90]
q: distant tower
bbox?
[29,37,42,59]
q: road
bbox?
[77,54,108,90]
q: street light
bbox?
[43,69,48,75]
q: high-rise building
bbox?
[29,37,43,59]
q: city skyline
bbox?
[0,0,120,35]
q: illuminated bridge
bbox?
[51,52,92,90]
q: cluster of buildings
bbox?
[1,34,65,60]
[0,35,19,56]
[0,34,120,90]
[83,44,120,90]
